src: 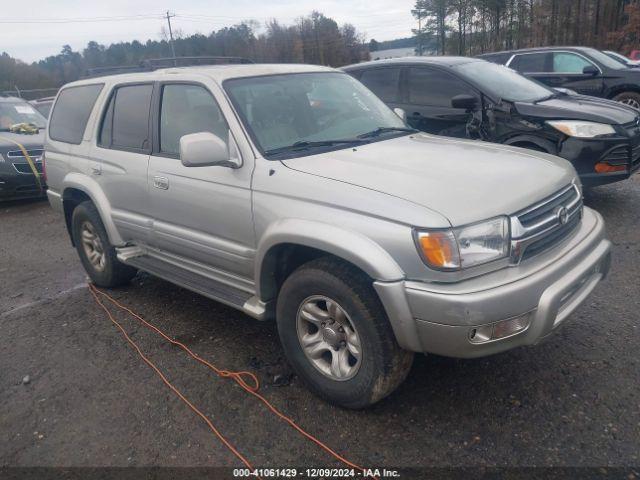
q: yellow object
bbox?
[9,122,40,135]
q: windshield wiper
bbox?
[264,139,365,156]
[357,127,417,139]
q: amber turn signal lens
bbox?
[418,232,459,269]
[595,162,626,173]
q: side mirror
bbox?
[451,94,479,111]
[179,132,241,168]
[583,65,599,76]
[393,107,407,122]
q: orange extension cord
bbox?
[88,283,378,479]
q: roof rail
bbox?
[83,56,254,78]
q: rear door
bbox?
[91,83,154,244]
[147,80,255,279]
[398,66,479,138]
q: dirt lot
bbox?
[1,177,639,478]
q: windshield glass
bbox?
[0,101,47,130]
[453,60,555,102]
[582,48,626,70]
[224,72,408,157]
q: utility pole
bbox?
[417,14,423,56]
[165,11,177,66]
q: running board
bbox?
[116,249,268,320]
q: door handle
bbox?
[153,176,169,190]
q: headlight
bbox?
[414,216,510,271]
[547,120,615,138]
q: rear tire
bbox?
[276,257,414,409]
[71,201,136,288]
[613,91,640,110]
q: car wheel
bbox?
[71,201,137,288]
[276,257,414,409]
[613,91,640,110]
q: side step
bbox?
[117,248,268,320]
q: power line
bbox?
[0,14,165,24]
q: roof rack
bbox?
[83,56,254,78]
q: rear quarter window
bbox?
[49,84,104,144]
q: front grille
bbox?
[6,149,44,159]
[13,162,43,174]
[602,145,630,166]
[510,184,583,264]
[632,142,640,171]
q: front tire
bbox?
[276,257,413,409]
[613,91,640,110]
[71,201,137,288]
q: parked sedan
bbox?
[343,57,640,187]
[477,46,640,109]
[0,96,47,200]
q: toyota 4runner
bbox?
[45,64,612,408]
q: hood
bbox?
[282,133,575,226]
[0,130,45,152]
[514,94,639,125]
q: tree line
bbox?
[413,0,640,56]
[0,11,368,96]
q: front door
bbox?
[399,66,479,138]
[147,82,254,279]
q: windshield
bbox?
[224,72,408,157]
[582,48,626,70]
[453,60,555,103]
[0,101,47,130]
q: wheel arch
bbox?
[255,219,405,302]
[605,83,640,100]
[61,173,123,246]
[503,135,556,154]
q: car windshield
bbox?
[0,101,47,130]
[453,60,555,103]
[582,48,626,70]
[224,72,409,157]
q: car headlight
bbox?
[547,120,615,138]
[414,216,510,271]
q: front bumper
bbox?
[0,168,46,200]
[374,207,611,358]
[560,136,640,187]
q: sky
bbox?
[0,0,417,63]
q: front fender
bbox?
[255,218,405,300]
[62,172,124,246]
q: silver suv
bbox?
[45,64,612,408]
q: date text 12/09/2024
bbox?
[232,468,401,478]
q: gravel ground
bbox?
[0,177,639,478]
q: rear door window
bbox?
[512,53,551,73]
[99,84,153,151]
[49,84,103,144]
[358,68,401,102]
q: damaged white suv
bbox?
[45,63,611,408]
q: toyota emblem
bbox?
[556,206,569,225]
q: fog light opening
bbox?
[468,313,532,344]
[595,162,627,174]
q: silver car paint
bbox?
[45,64,612,357]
